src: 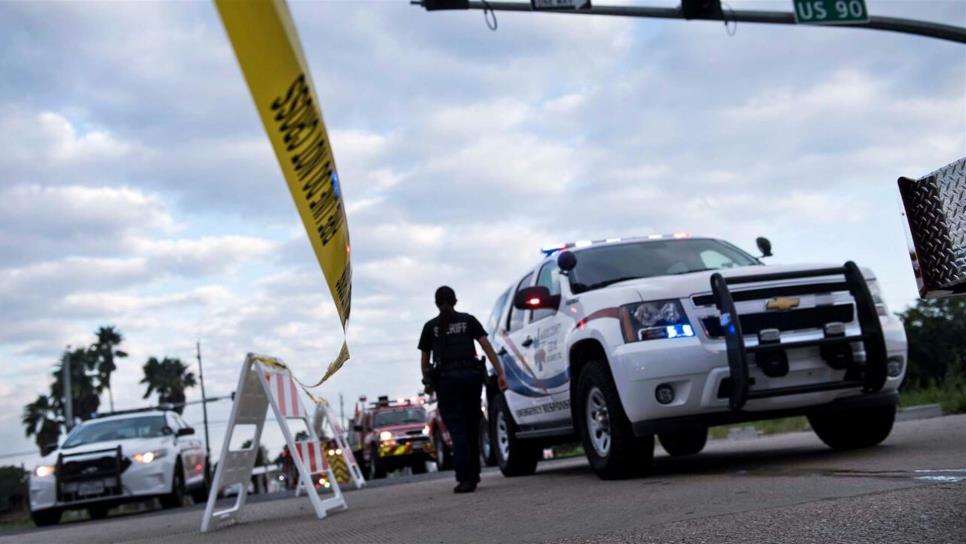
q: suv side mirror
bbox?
[176,427,195,437]
[756,237,773,258]
[513,286,561,311]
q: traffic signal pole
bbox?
[413,1,966,45]
[196,341,212,485]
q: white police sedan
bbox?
[28,410,207,526]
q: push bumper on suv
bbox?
[609,262,907,436]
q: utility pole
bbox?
[196,341,212,484]
[339,393,345,431]
[413,1,966,44]
[62,349,73,432]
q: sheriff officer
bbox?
[419,286,507,493]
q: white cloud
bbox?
[134,236,278,276]
[0,184,173,238]
[0,109,143,171]
[38,111,136,161]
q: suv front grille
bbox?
[691,281,850,306]
[701,304,855,338]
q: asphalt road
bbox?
[6,414,966,544]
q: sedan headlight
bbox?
[620,300,695,342]
[132,449,167,464]
[379,431,393,441]
[34,465,55,478]
[421,425,430,436]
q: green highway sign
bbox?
[793,0,869,25]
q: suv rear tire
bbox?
[808,404,896,450]
[480,415,497,467]
[576,363,654,480]
[659,428,708,457]
[493,395,539,477]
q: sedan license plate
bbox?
[78,481,105,496]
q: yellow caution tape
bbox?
[251,354,330,404]
[216,0,351,384]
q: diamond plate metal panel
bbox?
[898,157,966,298]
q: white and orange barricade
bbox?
[293,439,329,496]
[201,354,346,533]
[312,399,366,489]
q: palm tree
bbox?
[49,348,101,424]
[90,326,128,412]
[22,395,61,456]
[140,357,197,414]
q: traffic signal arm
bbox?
[411,0,966,44]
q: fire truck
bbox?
[348,396,432,479]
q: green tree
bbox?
[898,297,966,389]
[21,327,126,455]
[89,326,128,413]
[48,347,102,424]
[21,395,61,456]
[140,357,197,414]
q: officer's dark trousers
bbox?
[436,368,484,485]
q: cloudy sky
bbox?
[0,0,963,465]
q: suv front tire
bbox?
[576,363,654,479]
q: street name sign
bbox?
[793,0,869,25]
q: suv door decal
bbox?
[499,331,569,396]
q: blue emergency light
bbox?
[539,234,690,255]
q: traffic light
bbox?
[421,0,470,10]
[681,0,722,20]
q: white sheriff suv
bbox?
[484,235,907,480]
[28,410,207,526]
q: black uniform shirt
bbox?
[418,312,486,366]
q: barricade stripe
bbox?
[276,373,287,416]
[290,376,300,417]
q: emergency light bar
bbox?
[540,233,691,255]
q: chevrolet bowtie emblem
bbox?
[766,296,800,311]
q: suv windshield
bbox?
[62,416,169,449]
[372,408,426,427]
[568,239,759,294]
